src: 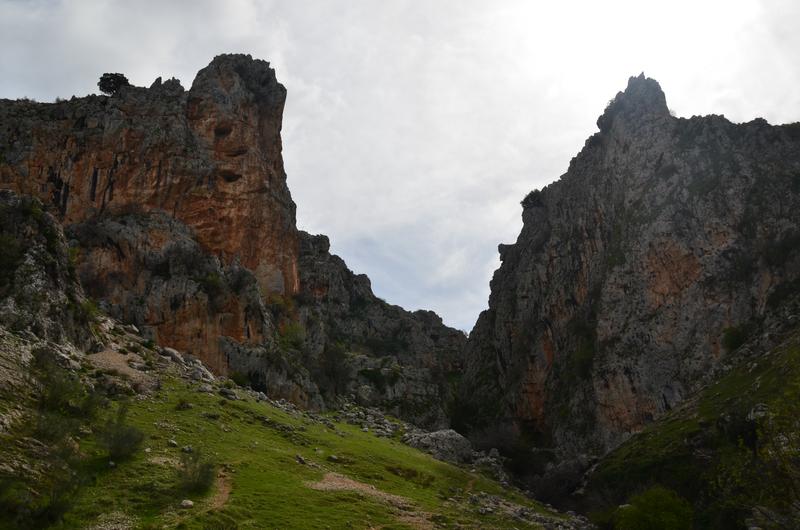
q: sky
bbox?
[2,0,800,330]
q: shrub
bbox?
[38,367,84,413]
[196,271,224,297]
[0,470,81,527]
[71,298,100,325]
[317,341,352,396]
[278,321,305,351]
[721,324,750,352]
[614,486,693,530]
[0,233,23,290]
[33,349,85,414]
[99,404,144,460]
[268,294,295,320]
[229,371,249,387]
[34,411,79,442]
[178,449,216,494]
[521,189,544,209]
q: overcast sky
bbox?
[2,1,799,330]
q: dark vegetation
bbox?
[178,449,216,494]
[521,189,544,209]
[97,73,130,95]
[315,341,352,397]
[721,323,752,353]
[0,348,103,527]
[592,486,694,530]
[98,403,144,460]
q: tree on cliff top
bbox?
[97,73,129,95]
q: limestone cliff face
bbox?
[0,54,298,376]
[0,54,298,297]
[295,232,466,427]
[458,75,800,461]
[0,55,464,426]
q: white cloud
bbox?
[1,0,799,329]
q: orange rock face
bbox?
[0,54,298,298]
[0,54,302,376]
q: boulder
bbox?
[404,429,473,464]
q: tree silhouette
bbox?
[97,73,129,95]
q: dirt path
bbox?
[307,473,434,529]
[211,471,232,509]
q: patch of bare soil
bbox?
[147,455,179,467]
[211,471,232,509]
[307,472,435,529]
[87,349,153,387]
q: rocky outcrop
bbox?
[0,55,465,426]
[404,429,474,464]
[291,232,467,427]
[0,190,94,348]
[458,75,800,471]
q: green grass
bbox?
[49,378,558,529]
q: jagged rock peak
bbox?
[597,73,670,132]
[191,53,286,105]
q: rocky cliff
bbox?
[0,54,297,369]
[295,232,466,426]
[0,55,464,426]
[457,75,800,472]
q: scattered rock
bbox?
[180,499,194,509]
[219,387,238,400]
[161,347,184,365]
[747,403,769,421]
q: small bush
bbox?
[178,449,216,494]
[99,404,144,460]
[0,233,23,278]
[614,486,693,530]
[33,350,85,414]
[267,293,295,320]
[175,398,193,411]
[34,411,79,442]
[317,341,352,396]
[722,324,750,352]
[0,470,81,527]
[278,321,305,351]
[71,298,100,325]
[196,271,224,297]
[229,371,249,387]
[521,189,544,209]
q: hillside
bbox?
[0,190,587,529]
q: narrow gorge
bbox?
[1,55,799,529]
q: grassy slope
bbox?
[50,377,561,530]
[583,327,800,528]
